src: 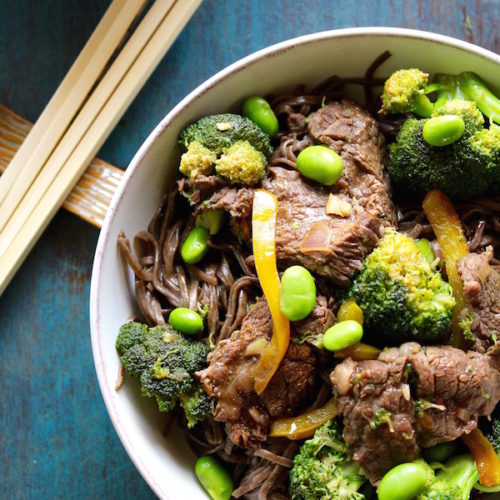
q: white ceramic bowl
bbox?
[90,28,500,499]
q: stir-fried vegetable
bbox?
[269,398,338,440]
[337,300,364,324]
[322,320,363,352]
[462,428,500,487]
[195,455,233,500]
[252,189,290,395]
[279,265,317,321]
[289,420,366,499]
[116,322,211,427]
[333,342,381,361]
[378,461,430,500]
[422,189,469,347]
[348,229,455,345]
[296,145,343,186]
[242,96,279,136]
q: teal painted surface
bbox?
[0,0,498,498]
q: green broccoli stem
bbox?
[458,72,500,125]
[436,454,479,500]
[430,74,466,110]
[426,72,500,125]
[413,93,434,118]
[475,482,500,493]
[430,72,500,124]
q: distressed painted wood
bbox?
[0,0,498,497]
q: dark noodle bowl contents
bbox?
[115,53,500,499]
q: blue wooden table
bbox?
[1,0,498,497]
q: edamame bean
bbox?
[195,455,233,500]
[181,227,210,264]
[279,265,316,321]
[423,115,465,147]
[337,300,364,325]
[416,238,436,266]
[242,96,279,136]
[377,462,428,500]
[196,209,225,235]
[296,145,343,186]
[168,307,204,335]
[322,320,363,351]
[422,441,457,463]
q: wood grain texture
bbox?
[0,0,498,498]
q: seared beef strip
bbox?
[331,342,500,484]
[197,295,333,448]
[457,246,500,353]
[178,175,254,241]
[307,99,396,227]
[177,175,228,205]
[262,167,382,286]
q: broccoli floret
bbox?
[381,69,500,125]
[178,113,272,184]
[179,140,217,179]
[487,419,500,456]
[388,115,499,201]
[417,455,479,500]
[381,69,434,117]
[116,321,148,351]
[179,113,272,158]
[214,140,267,185]
[349,230,455,345]
[289,420,366,500]
[115,321,149,376]
[179,386,212,429]
[116,322,211,424]
[483,407,500,456]
[386,70,500,201]
[471,125,500,192]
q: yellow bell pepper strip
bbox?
[423,190,469,348]
[337,300,364,325]
[334,342,381,361]
[252,189,290,395]
[462,428,500,487]
[269,398,338,440]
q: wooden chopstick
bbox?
[0,0,177,255]
[0,0,202,295]
[0,0,145,211]
[0,104,123,228]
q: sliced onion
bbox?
[300,220,332,254]
[456,407,473,422]
[245,338,268,356]
[331,358,356,395]
[402,384,410,401]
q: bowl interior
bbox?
[90,28,500,499]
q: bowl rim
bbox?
[89,26,500,498]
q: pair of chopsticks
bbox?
[0,0,201,295]
[0,104,124,229]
